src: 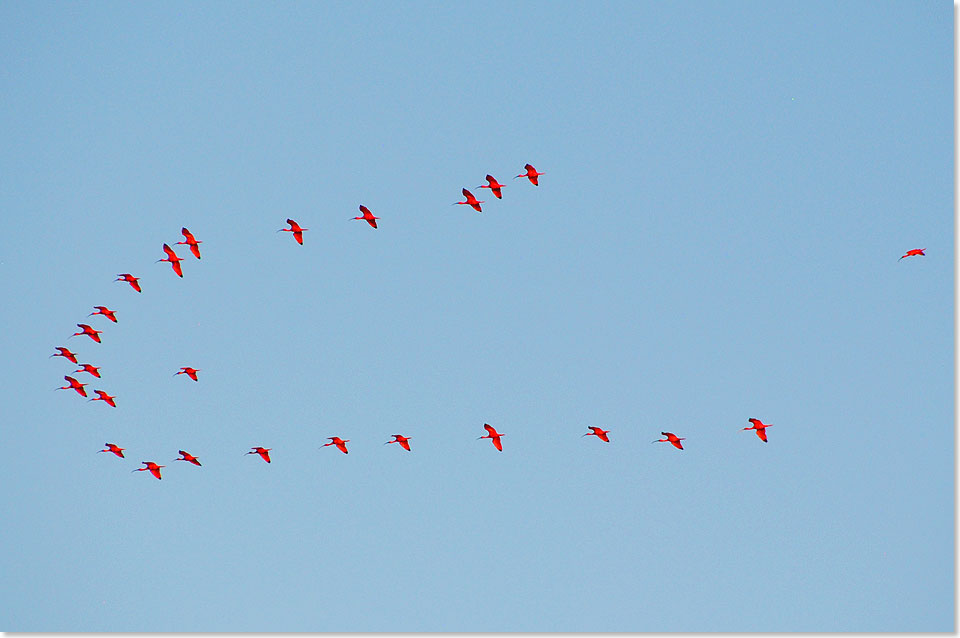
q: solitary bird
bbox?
[99,443,125,458]
[133,461,164,480]
[582,426,611,442]
[157,243,184,277]
[57,375,88,397]
[478,423,504,451]
[454,188,484,212]
[478,175,505,199]
[323,437,350,454]
[899,248,926,260]
[353,205,379,229]
[743,417,772,443]
[246,447,271,463]
[653,431,685,450]
[278,219,307,245]
[515,163,544,185]
[50,346,78,364]
[74,363,102,378]
[175,450,202,466]
[70,323,102,343]
[116,273,142,292]
[175,367,200,381]
[385,434,411,451]
[89,389,117,407]
[89,306,118,323]
[177,227,202,259]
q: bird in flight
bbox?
[89,306,118,323]
[582,426,611,442]
[478,423,504,451]
[133,461,164,480]
[899,248,926,260]
[175,367,201,381]
[478,175,505,199]
[157,243,184,277]
[454,188,484,212]
[99,443,125,458]
[385,434,411,451]
[743,418,771,442]
[116,273,142,292]
[50,346,78,364]
[74,363,102,378]
[177,227,202,259]
[89,389,117,407]
[247,447,271,463]
[278,219,307,245]
[175,450,202,466]
[70,323,103,343]
[353,205,379,229]
[515,163,544,185]
[57,375,88,397]
[323,437,350,454]
[653,432,685,450]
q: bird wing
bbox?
[163,243,177,259]
[484,423,497,435]
[181,228,195,241]
[359,205,371,216]
[748,418,762,428]
[493,436,503,451]
[756,428,768,442]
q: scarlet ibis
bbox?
[385,434,411,451]
[454,188,484,212]
[744,418,772,443]
[89,389,117,407]
[116,273,142,292]
[57,375,88,397]
[50,347,78,364]
[133,461,164,480]
[478,423,504,451]
[278,219,307,245]
[176,227,202,259]
[653,431,685,450]
[899,248,926,260]
[70,323,102,343]
[99,443,125,458]
[174,450,202,466]
[89,306,118,323]
[515,163,544,185]
[157,243,184,277]
[175,367,200,381]
[323,437,349,454]
[246,447,271,463]
[74,363,102,378]
[353,205,379,229]
[582,426,611,442]
[478,175,505,199]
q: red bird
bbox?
[899,248,926,260]
[323,437,350,454]
[454,188,484,212]
[176,227,202,259]
[246,447,271,463]
[99,443,125,458]
[116,273,142,292]
[57,375,88,397]
[478,174,505,199]
[653,431,685,450]
[353,205,379,229]
[478,423,504,451]
[744,417,772,443]
[515,163,544,185]
[89,389,117,407]
[74,363,102,378]
[89,306,118,323]
[175,367,201,381]
[278,219,307,245]
[385,434,412,451]
[133,461,164,480]
[70,323,102,343]
[157,243,184,277]
[582,426,611,442]
[50,346,78,364]
[175,450,202,466]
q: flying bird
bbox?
[89,306,118,323]
[478,175,505,199]
[50,346,78,364]
[353,205,379,229]
[116,273,142,292]
[57,375,88,397]
[582,426,611,442]
[176,227,202,259]
[454,188,484,212]
[175,367,200,381]
[323,437,350,454]
[133,461,164,480]
[70,323,102,343]
[899,248,926,260]
[157,243,184,277]
[385,434,411,451]
[278,219,307,245]
[515,163,544,185]
[74,363,102,378]
[653,431,685,450]
[246,447,271,463]
[99,443,125,458]
[743,418,772,443]
[89,389,117,407]
[175,450,202,466]
[478,423,504,451]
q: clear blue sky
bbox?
[0,1,953,632]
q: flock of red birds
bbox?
[51,163,926,479]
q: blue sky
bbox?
[0,1,953,632]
